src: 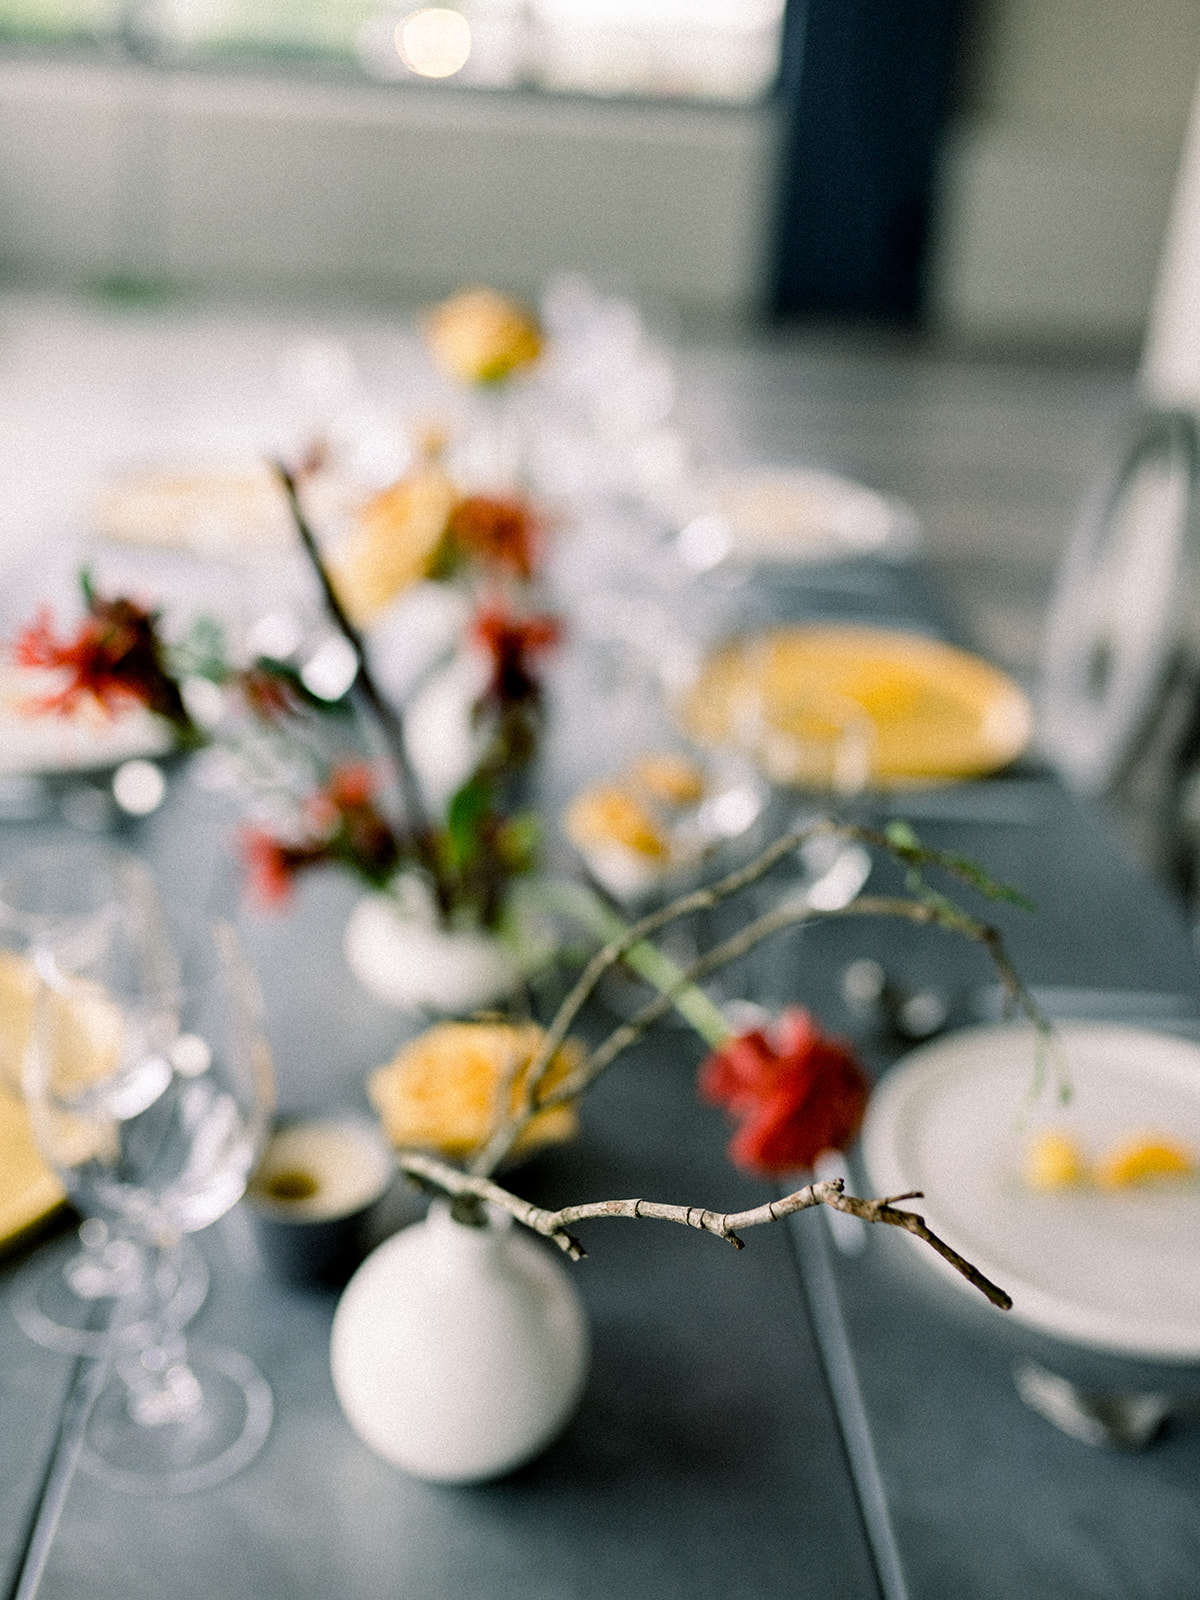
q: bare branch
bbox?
[273,460,448,911]
[474,875,1048,1174]
[398,1150,1012,1310]
[468,818,848,1175]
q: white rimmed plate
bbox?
[860,1021,1200,1361]
[695,466,920,565]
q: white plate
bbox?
[0,666,174,776]
[696,467,919,565]
[860,1022,1200,1361]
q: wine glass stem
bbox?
[109,1233,206,1427]
[117,1330,204,1427]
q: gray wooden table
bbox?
[7,615,1200,1600]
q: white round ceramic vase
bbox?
[342,887,520,1015]
[330,1203,590,1483]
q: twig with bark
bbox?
[388,816,1051,1310]
[400,1150,1013,1310]
[470,819,1047,1178]
[274,461,452,915]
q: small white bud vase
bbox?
[342,881,520,1014]
[330,1203,589,1483]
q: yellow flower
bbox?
[368,1020,580,1161]
[1094,1136,1196,1188]
[1022,1129,1085,1190]
[564,784,669,860]
[424,287,543,386]
[332,460,458,627]
[628,752,706,807]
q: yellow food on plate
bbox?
[40,979,125,1096]
[34,980,126,1171]
[0,961,124,1244]
[332,462,458,626]
[679,624,1033,787]
[1094,1136,1197,1189]
[423,287,543,386]
[368,1020,581,1161]
[0,1098,65,1248]
[564,784,668,860]
[0,948,37,1094]
[1023,1129,1086,1191]
[629,752,706,807]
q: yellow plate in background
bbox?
[0,1096,65,1251]
[679,624,1033,787]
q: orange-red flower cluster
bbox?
[240,829,316,908]
[14,590,193,735]
[698,1007,870,1178]
[472,603,561,709]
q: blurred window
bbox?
[1,0,787,103]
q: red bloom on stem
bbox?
[698,1007,870,1178]
[242,762,402,910]
[13,584,194,737]
[241,828,309,907]
[472,603,561,708]
[325,762,376,811]
[446,495,538,579]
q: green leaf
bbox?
[497,812,540,874]
[884,819,920,851]
[171,614,229,682]
[936,850,1037,911]
[445,775,493,872]
[883,818,1035,912]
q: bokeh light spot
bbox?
[396,9,472,78]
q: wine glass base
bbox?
[78,1345,273,1495]
[13,1236,210,1358]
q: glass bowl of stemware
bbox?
[2,842,212,1356]
[24,904,276,1493]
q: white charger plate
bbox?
[0,669,174,776]
[697,466,919,565]
[860,1022,1200,1361]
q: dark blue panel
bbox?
[770,0,964,321]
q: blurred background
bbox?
[0,0,1195,351]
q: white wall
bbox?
[929,0,1200,348]
[0,59,779,315]
[8,5,1200,349]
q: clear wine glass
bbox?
[2,842,211,1357]
[25,911,276,1493]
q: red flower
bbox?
[241,828,307,907]
[446,495,538,579]
[13,586,194,737]
[698,1008,870,1178]
[472,603,561,708]
[242,763,402,909]
[325,761,376,811]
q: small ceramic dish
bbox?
[245,1114,396,1287]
